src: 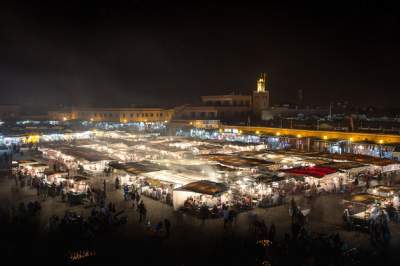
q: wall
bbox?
[221,125,400,144]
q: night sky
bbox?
[0,0,399,108]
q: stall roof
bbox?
[319,161,367,170]
[282,166,337,178]
[44,170,68,176]
[200,154,273,168]
[71,175,89,182]
[346,193,386,205]
[18,159,38,164]
[175,180,228,195]
[310,153,397,166]
[369,185,400,194]
[29,163,48,168]
[110,161,167,175]
[141,169,220,185]
[51,145,113,162]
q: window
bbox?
[160,113,163,117]
[145,113,148,117]
[130,113,133,118]
[150,113,153,117]
[142,113,144,117]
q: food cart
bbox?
[66,176,90,205]
[342,193,386,230]
[173,180,229,213]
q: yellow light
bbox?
[323,135,328,140]
[63,117,67,121]
[349,137,353,142]
[219,128,223,133]
[379,139,383,144]
[189,122,193,125]
[297,134,302,138]
[123,119,127,123]
[238,130,242,134]
[276,132,281,136]
[256,130,260,135]
[164,120,168,123]
[90,118,94,122]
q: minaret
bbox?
[257,73,266,93]
[252,73,270,117]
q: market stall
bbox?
[66,176,90,204]
[173,180,229,211]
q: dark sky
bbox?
[0,0,399,108]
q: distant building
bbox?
[173,105,218,120]
[191,74,270,122]
[200,94,252,121]
[262,106,329,120]
[48,108,73,121]
[0,105,20,120]
[49,107,174,123]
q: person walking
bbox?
[103,179,107,197]
[115,177,120,190]
[164,218,171,238]
[155,221,163,235]
[223,207,229,229]
[139,201,146,223]
[269,223,276,242]
[123,185,129,201]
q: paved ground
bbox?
[1,153,400,265]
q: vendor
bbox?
[393,194,400,210]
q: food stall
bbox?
[342,193,387,229]
[66,176,90,204]
[367,185,400,198]
[173,180,229,211]
[21,162,49,176]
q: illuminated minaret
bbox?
[252,73,270,116]
[257,73,266,92]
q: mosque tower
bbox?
[252,73,270,116]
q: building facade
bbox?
[0,105,20,120]
[49,107,174,123]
